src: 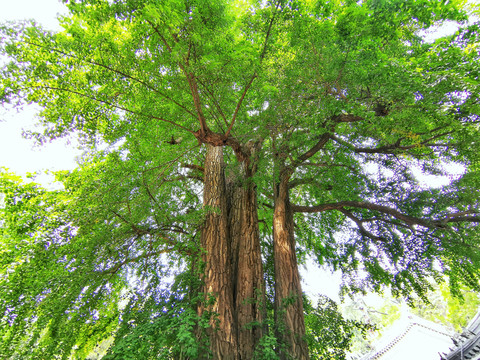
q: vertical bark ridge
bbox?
[227,165,266,359]
[273,170,309,360]
[199,144,237,359]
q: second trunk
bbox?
[273,170,309,359]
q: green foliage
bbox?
[1,0,480,358]
[0,169,122,359]
[102,281,210,359]
[304,295,374,360]
[254,320,281,360]
[409,283,480,332]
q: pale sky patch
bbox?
[0,0,80,184]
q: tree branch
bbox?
[340,208,387,243]
[296,133,331,164]
[291,200,480,229]
[225,0,280,138]
[99,248,176,275]
[25,41,198,120]
[41,85,195,134]
[196,77,229,128]
[182,163,205,173]
[288,178,334,190]
[333,114,364,123]
[146,20,209,135]
[225,74,256,138]
[331,130,454,155]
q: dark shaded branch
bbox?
[340,208,387,242]
[296,133,331,164]
[160,224,189,235]
[360,216,412,230]
[444,216,480,223]
[111,210,150,235]
[141,174,162,225]
[260,201,274,209]
[331,130,454,155]
[288,178,334,190]
[111,209,189,237]
[293,114,364,166]
[291,200,480,229]
[163,174,204,183]
[333,114,364,123]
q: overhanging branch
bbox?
[99,248,176,275]
[291,200,480,229]
[26,41,197,119]
[340,208,387,243]
[331,129,453,155]
[41,85,195,134]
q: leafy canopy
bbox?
[1,0,480,358]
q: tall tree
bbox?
[1,0,480,359]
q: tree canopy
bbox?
[1,0,480,359]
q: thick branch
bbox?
[333,114,364,123]
[182,163,205,173]
[443,216,480,224]
[296,133,331,164]
[332,130,453,155]
[291,201,480,229]
[288,178,334,190]
[293,114,364,166]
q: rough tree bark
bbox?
[273,168,309,360]
[199,144,265,359]
[199,144,237,359]
[228,162,266,359]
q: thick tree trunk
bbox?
[227,164,265,359]
[199,145,265,359]
[199,145,237,359]
[273,170,309,360]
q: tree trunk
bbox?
[273,169,309,360]
[199,145,237,359]
[199,144,265,359]
[227,163,265,359]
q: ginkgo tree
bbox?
[1,0,480,359]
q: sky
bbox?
[0,0,80,182]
